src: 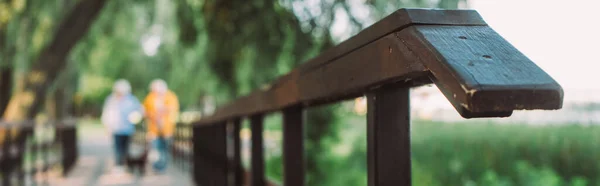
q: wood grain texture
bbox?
[398,25,563,117]
[196,9,484,125]
[196,8,563,125]
[297,9,486,74]
[198,33,428,125]
[367,84,411,186]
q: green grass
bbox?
[261,118,600,186]
[411,120,600,186]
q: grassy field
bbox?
[261,118,600,186]
[411,120,599,186]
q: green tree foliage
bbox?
[1,0,105,121]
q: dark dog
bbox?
[126,142,148,175]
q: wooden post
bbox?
[1,126,12,186]
[213,123,229,186]
[250,114,265,186]
[367,85,411,186]
[193,123,228,186]
[192,124,205,185]
[283,106,304,186]
[231,118,243,186]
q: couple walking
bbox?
[100,79,179,174]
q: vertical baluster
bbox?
[231,118,243,186]
[178,125,181,169]
[66,124,78,175]
[2,126,12,186]
[16,128,26,186]
[178,124,182,167]
[192,124,203,185]
[367,85,411,186]
[42,124,49,185]
[193,123,227,186]
[214,123,229,186]
[186,125,196,170]
[177,124,181,168]
[173,124,178,168]
[178,125,182,170]
[184,125,188,171]
[177,124,181,169]
[283,106,304,186]
[29,124,38,186]
[182,125,186,169]
[250,114,265,186]
[58,122,66,176]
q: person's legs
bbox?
[123,135,131,161]
[161,137,171,167]
[152,137,171,172]
[114,134,131,166]
[113,135,125,166]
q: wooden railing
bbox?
[185,8,563,186]
[0,120,78,186]
[171,123,193,171]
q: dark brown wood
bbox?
[367,84,411,186]
[197,32,428,125]
[196,9,486,125]
[398,25,563,117]
[251,114,265,186]
[196,9,562,125]
[192,124,206,185]
[243,169,281,186]
[297,9,486,74]
[58,123,78,176]
[0,67,12,115]
[231,118,244,186]
[1,127,12,186]
[283,105,304,186]
[213,124,229,186]
[193,123,229,186]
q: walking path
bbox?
[46,123,193,186]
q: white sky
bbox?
[469,0,600,91]
[328,0,599,104]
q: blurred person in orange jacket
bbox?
[143,79,179,172]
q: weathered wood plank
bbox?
[196,9,485,125]
[398,25,563,117]
[367,84,411,186]
[297,9,486,74]
[197,34,428,125]
[196,8,563,125]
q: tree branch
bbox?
[2,0,108,120]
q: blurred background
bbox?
[1,0,599,185]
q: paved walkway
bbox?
[47,123,194,186]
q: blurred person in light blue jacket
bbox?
[101,79,143,174]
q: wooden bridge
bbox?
[0,8,562,186]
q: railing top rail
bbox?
[195,8,563,125]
